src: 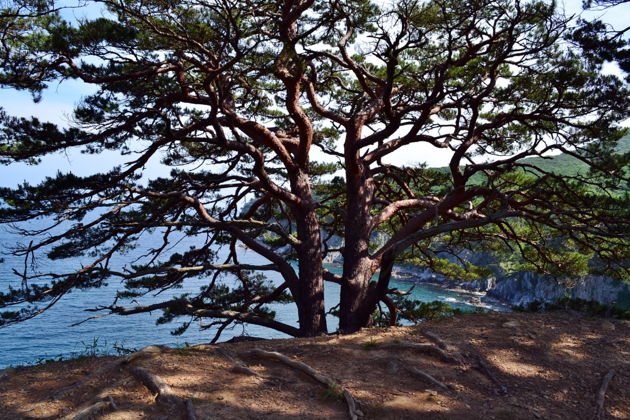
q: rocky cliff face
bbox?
[322,236,630,310]
[395,266,630,310]
[485,272,630,309]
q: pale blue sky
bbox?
[0,0,628,188]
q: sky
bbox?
[0,0,629,188]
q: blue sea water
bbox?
[0,222,494,369]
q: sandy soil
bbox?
[1,311,629,420]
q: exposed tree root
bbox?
[129,366,183,408]
[422,331,465,363]
[186,399,197,420]
[363,356,450,392]
[595,369,615,420]
[124,345,164,363]
[106,395,118,411]
[364,341,462,365]
[343,390,359,418]
[230,364,262,376]
[50,359,124,400]
[94,378,130,400]
[216,348,262,377]
[52,345,194,419]
[475,355,507,395]
[129,366,197,419]
[225,336,266,343]
[62,396,116,420]
[216,348,295,385]
[50,345,163,400]
[245,349,362,420]
[246,349,331,385]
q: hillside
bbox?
[1,311,628,420]
[516,134,630,177]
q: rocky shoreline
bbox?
[324,245,630,311]
[392,265,630,311]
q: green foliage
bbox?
[373,298,463,327]
[34,354,64,365]
[322,382,344,401]
[27,337,137,366]
[406,256,493,281]
[517,134,630,178]
[0,0,628,339]
[514,297,630,320]
[361,338,381,348]
[398,300,462,323]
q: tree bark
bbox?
[340,248,396,333]
[292,171,327,336]
[339,265,373,334]
[339,130,377,333]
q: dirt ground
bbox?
[1,311,629,420]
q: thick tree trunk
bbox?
[339,251,395,333]
[294,224,327,336]
[292,171,327,337]
[339,131,377,333]
[339,257,374,333]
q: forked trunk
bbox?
[339,249,397,333]
[339,257,374,333]
[339,130,377,333]
[339,282,374,333]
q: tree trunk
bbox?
[339,138,377,333]
[339,266,374,333]
[292,171,327,337]
[339,252,395,333]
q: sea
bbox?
[0,221,502,369]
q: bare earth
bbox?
[1,311,629,420]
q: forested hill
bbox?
[432,134,630,179]
[514,133,630,176]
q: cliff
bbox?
[397,265,630,310]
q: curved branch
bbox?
[99,298,301,337]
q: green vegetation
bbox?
[371,299,478,328]
[322,382,344,401]
[517,134,630,177]
[27,337,138,366]
[0,0,627,340]
[514,297,630,320]
[361,338,382,348]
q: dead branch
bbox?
[475,355,508,395]
[595,369,615,420]
[245,349,361,420]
